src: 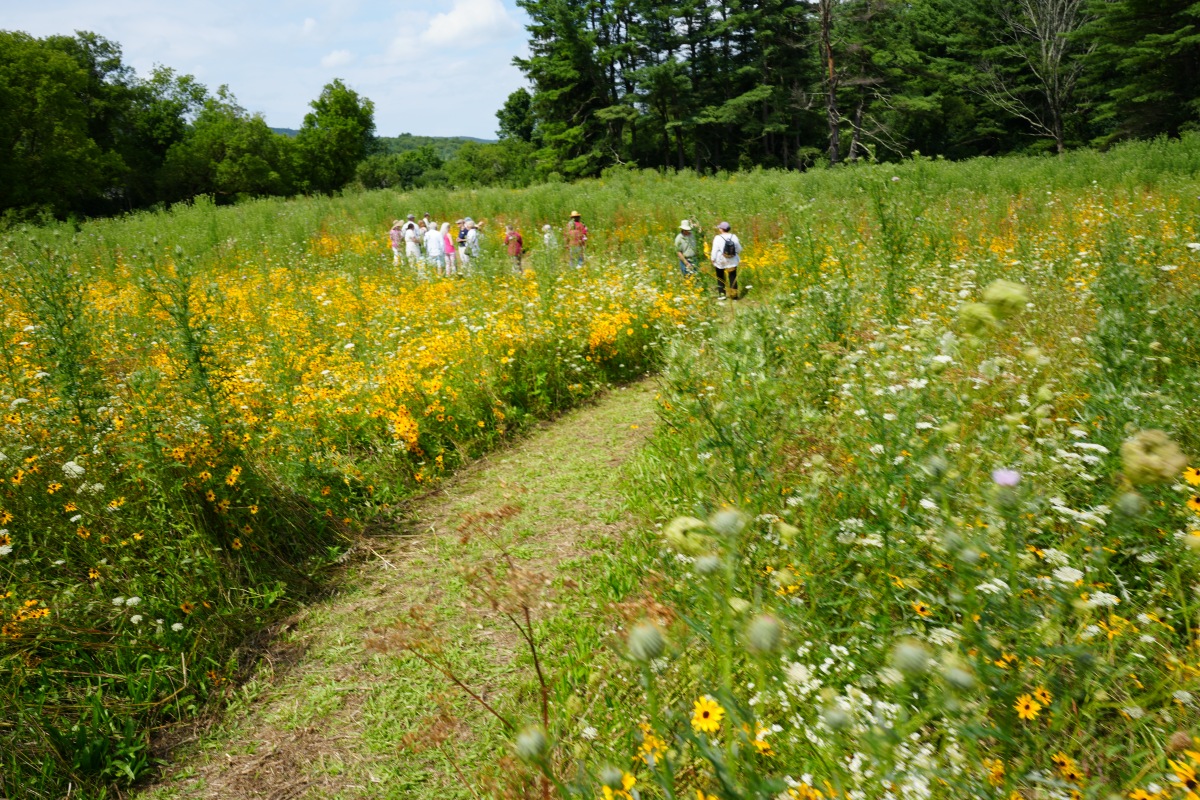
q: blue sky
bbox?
[6,1,532,138]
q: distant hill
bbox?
[269,129,494,160]
[376,133,496,160]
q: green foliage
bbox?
[295,78,376,193]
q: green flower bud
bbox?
[628,622,666,662]
[982,279,1030,319]
[1121,429,1187,485]
[664,516,716,556]
[745,614,783,654]
[821,705,851,731]
[709,509,747,538]
[515,725,549,763]
[892,640,930,676]
[959,302,998,337]
[599,766,624,789]
[1116,491,1146,517]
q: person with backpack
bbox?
[674,219,698,277]
[565,211,588,268]
[710,221,743,299]
[463,219,481,272]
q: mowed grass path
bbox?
[140,382,658,800]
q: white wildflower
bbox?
[1087,591,1120,608]
[62,460,85,478]
[1052,567,1083,584]
[171,622,184,632]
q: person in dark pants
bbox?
[710,221,743,299]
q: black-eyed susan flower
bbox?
[1033,686,1052,704]
[180,601,195,614]
[1015,693,1042,720]
[1185,466,1200,486]
[912,600,932,617]
[1188,496,1200,513]
[691,695,724,734]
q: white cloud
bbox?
[421,0,518,48]
[321,49,354,68]
[302,17,318,36]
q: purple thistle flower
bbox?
[992,468,1021,487]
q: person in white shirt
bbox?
[463,220,481,272]
[710,221,743,299]
[402,215,422,263]
[424,221,446,275]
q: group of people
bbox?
[389,209,743,299]
[674,219,744,299]
[503,211,590,272]
[389,213,483,277]
[390,211,591,277]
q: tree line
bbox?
[505,0,1200,176]
[5,2,1199,221]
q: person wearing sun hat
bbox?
[389,220,405,266]
[565,210,588,268]
[674,218,698,277]
[710,220,743,299]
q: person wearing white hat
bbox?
[674,218,698,277]
[402,214,422,264]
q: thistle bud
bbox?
[892,640,930,676]
[515,725,548,763]
[599,766,624,789]
[982,279,1030,320]
[709,509,747,538]
[1116,491,1146,517]
[1121,429,1187,486]
[628,622,666,662]
[745,614,783,655]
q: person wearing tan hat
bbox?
[565,210,588,268]
[674,218,698,277]
[389,220,404,266]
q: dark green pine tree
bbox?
[1081,0,1200,142]
[514,0,614,177]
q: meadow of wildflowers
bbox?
[7,135,1200,798]
[0,190,708,794]
[476,139,1200,799]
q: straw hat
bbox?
[392,220,403,229]
[569,210,581,218]
[466,220,476,229]
[679,219,692,231]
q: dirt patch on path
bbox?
[139,381,658,800]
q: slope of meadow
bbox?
[4,137,1200,798]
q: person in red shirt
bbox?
[504,224,524,272]
[565,211,588,268]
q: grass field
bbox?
[4,136,1200,798]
